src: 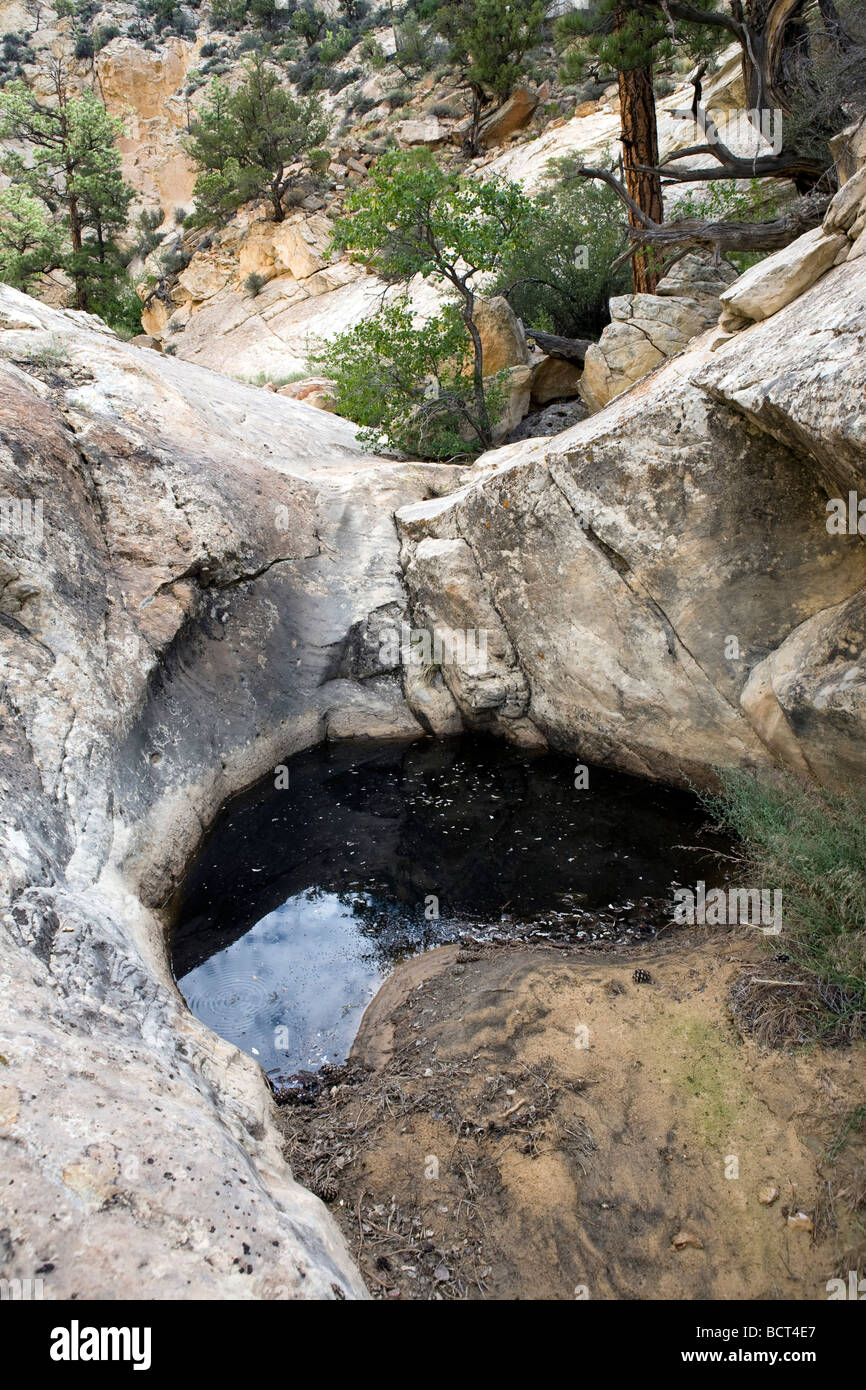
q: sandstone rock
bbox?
[397,254,866,790]
[491,364,533,442]
[580,256,735,411]
[97,38,197,219]
[830,115,866,184]
[530,354,584,405]
[395,118,447,149]
[176,257,232,304]
[277,376,338,411]
[695,255,866,499]
[0,282,470,1300]
[655,252,738,309]
[129,333,162,351]
[824,166,866,236]
[474,295,530,374]
[719,227,850,324]
[479,86,538,146]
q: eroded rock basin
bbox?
[170,736,725,1084]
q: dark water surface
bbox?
[170,736,725,1083]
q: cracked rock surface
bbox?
[0,229,864,1298]
[0,284,458,1299]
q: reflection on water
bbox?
[170,736,725,1082]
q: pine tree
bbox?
[187,54,330,223]
[0,186,62,291]
[0,61,133,314]
[557,2,719,291]
[434,0,547,155]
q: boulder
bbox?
[824,166,866,236]
[129,333,162,351]
[581,255,736,411]
[395,118,448,149]
[490,364,533,442]
[478,86,538,147]
[719,226,850,326]
[278,376,338,411]
[530,354,584,405]
[830,115,866,185]
[473,295,530,374]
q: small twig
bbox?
[748,979,809,988]
[498,1097,527,1120]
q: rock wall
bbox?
[0,283,461,1299]
[1,189,864,1298]
[396,251,866,789]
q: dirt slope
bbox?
[280,931,866,1300]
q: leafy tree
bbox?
[0,185,62,290]
[493,156,631,338]
[187,55,329,222]
[328,147,534,451]
[291,2,326,47]
[434,0,547,154]
[316,296,505,459]
[0,64,134,317]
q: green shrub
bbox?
[315,296,507,460]
[318,25,353,63]
[244,270,266,296]
[94,23,120,51]
[701,771,866,1041]
[384,87,410,110]
[492,154,631,340]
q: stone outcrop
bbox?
[717,173,866,335]
[478,85,539,147]
[718,227,849,328]
[395,117,448,149]
[2,209,866,1299]
[473,296,530,375]
[395,251,866,789]
[580,255,737,412]
[0,283,464,1299]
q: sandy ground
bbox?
[278,930,866,1300]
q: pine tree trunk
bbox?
[67,173,88,311]
[617,63,663,294]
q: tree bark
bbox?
[617,61,663,293]
[622,202,827,260]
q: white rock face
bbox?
[580,256,737,412]
[719,227,850,325]
[396,254,866,788]
[0,284,467,1300]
